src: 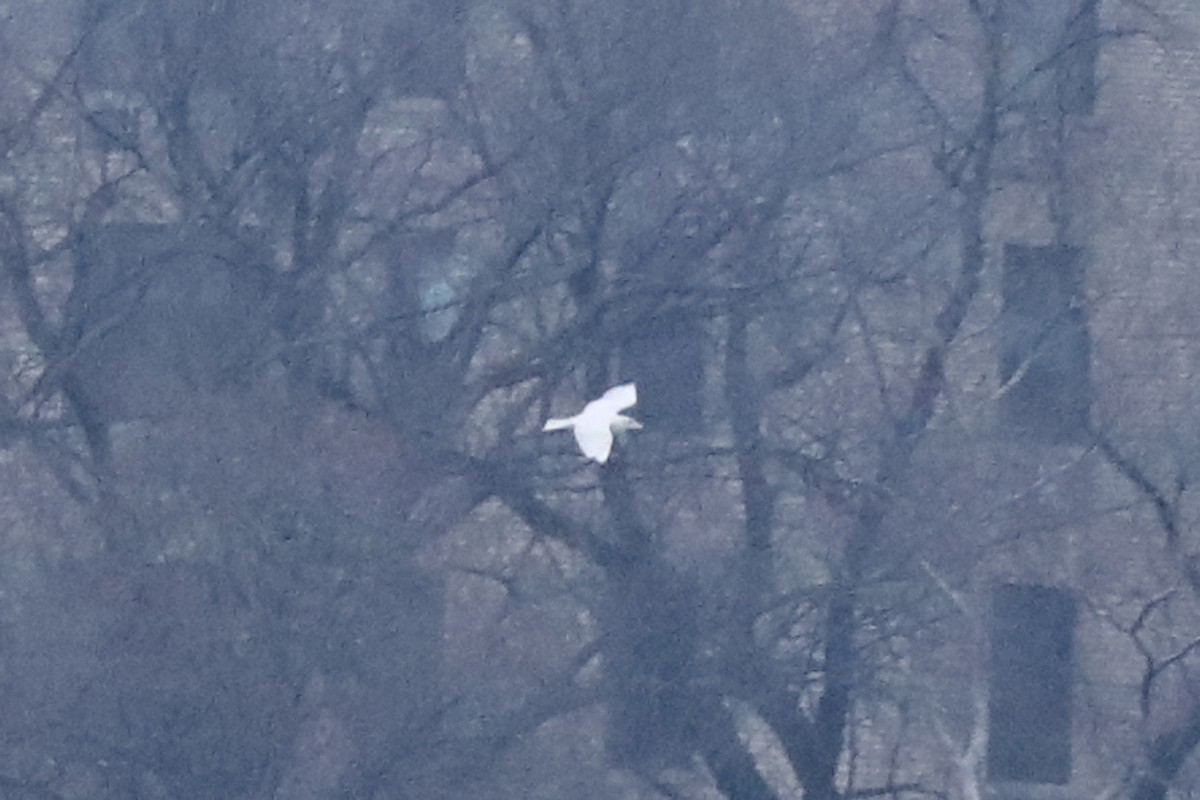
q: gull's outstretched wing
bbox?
[573,422,615,464]
[592,382,637,415]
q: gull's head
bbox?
[610,414,642,433]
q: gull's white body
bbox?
[543,382,642,463]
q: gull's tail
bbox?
[542,416,576,432]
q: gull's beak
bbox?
[613,415,642,431]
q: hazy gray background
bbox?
[0,1,1197,799]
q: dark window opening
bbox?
[1058,0,1099,115]
[998,245,1092,443]
[67,224,272,422]
[621,310,703,435]
[1002,0,1098,117]
[988,583,1076,785]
